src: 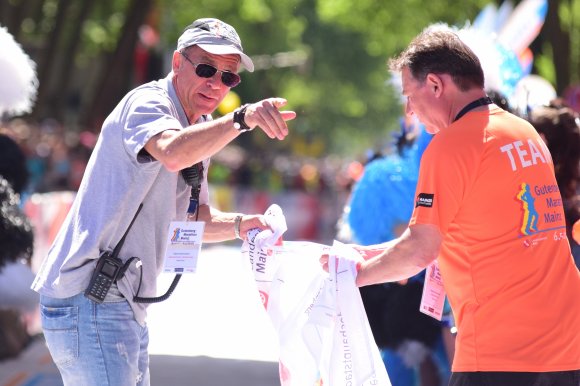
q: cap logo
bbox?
[191,19,242,49]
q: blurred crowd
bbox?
[528,98,580,263]
[0,118,355,199]
[0,119,96,195]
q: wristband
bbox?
[234,215,244,240]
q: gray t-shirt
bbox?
[32,73,210,325]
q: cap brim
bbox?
[197,43,254,72]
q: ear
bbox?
[425,73,444,97]
[172,51,181,74]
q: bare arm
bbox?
[196,204,269,243]
[144,114,237,172]
[144,98,296,172]
[355,223,442,287]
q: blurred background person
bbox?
[0,134,39,360]
[0,22,39,361]
[529,100,580,268]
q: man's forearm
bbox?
[144,115,240,173]
[355,225,441,287]
[196,204,241,243]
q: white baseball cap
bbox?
[177,18,254,72]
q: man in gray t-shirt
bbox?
[32,18,295,386]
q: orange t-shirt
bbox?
[410,107,580,372]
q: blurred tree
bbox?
[536,0,580,92]
[86,0,154,127]
[0,0,151,128]
[160,0,487,155]
[0,0,578,157]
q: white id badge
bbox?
[419,260,446,320]
[162,221,204,273]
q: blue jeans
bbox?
[40,293,150,386]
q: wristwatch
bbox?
[233,104,252,132]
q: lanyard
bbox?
[132,162,204,304]
[453,96,493,122]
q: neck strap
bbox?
[453,96,493,122]
[131,163,203,305]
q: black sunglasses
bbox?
[179,52,241,88]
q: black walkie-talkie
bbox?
[181,162,203,215]
[85,204,143,303]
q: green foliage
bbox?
[81,1,131,54]
[559,0,580,84]
[532,0,580,90]
[535,43,556,86]
[316,0,489,58]
[12,0,576,158]
[155,0,495,157]
[16,0,131,60]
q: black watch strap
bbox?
[233,104,252,132]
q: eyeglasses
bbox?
[179,52,241,88]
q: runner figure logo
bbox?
[516,182,539,236]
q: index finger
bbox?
[281,111,296,122]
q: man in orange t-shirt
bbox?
[324,26,580,386]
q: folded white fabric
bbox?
[241,204,391,386]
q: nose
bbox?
[205,73,221,88]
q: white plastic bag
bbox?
[241,205,391,386]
